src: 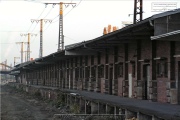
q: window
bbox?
[105,49,109,64]
[75,68,79,79]
[71,59,73,67]
[55,71,57,78]
[60,70,63,78]
[79,67,83,78]
[81,67,84,78]
[105,65,108,79]
[132,63,136,77]
[70,69,73,80]
[157,62,168,77]
[67,69,69,79]
[98,65,104,78]
[80,57,83,66]
[114,63,123,79]
[98,53,101,64]
[118,63,123,77]
[75,57,78,67]
[91,66,96,81]
[91,55,94,65]
[114,46,118,63]
[85,67,90,78]
[85,56,88,66]
[114,64,118,79]
[164,62,168,77]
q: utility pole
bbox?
[24,51,32,62]
[133,0,143,24]
[4,59,7,70]
[31,19,52,58]
[21,33,37,61]
[45,2,76,51]
[14,57,20,66]
[16,42,27,63]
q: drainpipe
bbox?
[149,19,154,27]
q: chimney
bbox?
[113,26,117,32]
[108,25,111,33]
[103,27,107,35]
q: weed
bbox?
[70,103,80,114]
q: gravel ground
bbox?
[0,85,67,120]
[0,85,124,120]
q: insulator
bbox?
[45,3,47,8]
[65,4,69,8]
[72,4,76,8]
[52,3,56,8]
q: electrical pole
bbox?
[133,0,143,24]
[14,57,20,66]
[31,19,52,58]
[45,2,76,51]
[16,42,27,63]
[4,59,7,70]
[4,60,7,80]
[24,51,32,62]
[21,33,37,61]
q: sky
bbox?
[0,0,180,67]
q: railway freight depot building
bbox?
[11,9,180,119]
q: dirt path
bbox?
[0,85,58,120]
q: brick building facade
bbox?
[12,9,180,105]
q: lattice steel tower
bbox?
[45,2,76,51]
[133,0,143,24]
[31,19,52,58]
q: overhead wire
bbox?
[37,7,46,19]
[44,15,59,31]
[41,0,83,44]
[0,43,14,44]
[43,7,53,19]
[30,7,52,33]
[27,5,54,44]
[22,6,46,42]
[64,35,79,42]
[31,3,58,35]
[27,7,46,33]
[42,0,83,49]
[51,0,82,24]
[64,0,82,17]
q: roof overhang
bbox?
[9,71,20,75]
[151,30,180,41]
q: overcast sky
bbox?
[0,0,180,66]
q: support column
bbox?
[91,101,98,114]
[86,100,91,114]
[114,106,117,115]
[85,99,87,114]
[66,94,70,106]
[48,90,51,99]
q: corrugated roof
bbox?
[11,9,180,72]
